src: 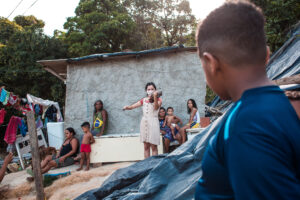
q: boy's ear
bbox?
[203,52,220,75]
[265,46,270,65]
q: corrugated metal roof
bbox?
[37,46,197,82]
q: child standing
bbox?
[77,122,95,171]
[163,107,182,140]
[194,1,300,199]
[123,82,162,159]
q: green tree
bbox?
[156,0,196,46]
[124,0,164,50]
[64,0,136,57]
[0,16,67,105]
[125,0,196,47]
[251,0,300,52]
[0,17,22,45]
[14,15,45,30]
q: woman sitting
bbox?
[41,127,79,174]
[159,107,181,153]
[179,99,200,143]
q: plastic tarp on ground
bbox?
[76,25,300,200]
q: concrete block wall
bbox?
[64,51,206,135]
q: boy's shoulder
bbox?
[230,86,299,137]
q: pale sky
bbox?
[0,0,225,36]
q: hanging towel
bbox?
[0,88,8,103]
[4,116,22,144]
[2,91,10,105]
[19,119,28,137]
[0,108,6,125]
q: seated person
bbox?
[159,107,181,153]
[40,127,79,174]
[179,99,200,143]
[163,107,183,140]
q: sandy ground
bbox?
[0,162,134,200]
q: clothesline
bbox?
[0,86,64,151]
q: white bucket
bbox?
[47,122,64,150]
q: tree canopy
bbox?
[64,0,196,56]
[0,16,66,105]
[251,0,300,52]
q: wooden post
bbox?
[26,111,45,200]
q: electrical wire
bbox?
[7,0,24,18]
[22,0,40,15]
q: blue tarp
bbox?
[76,24,300,200]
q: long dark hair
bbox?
[187,99,197,114]
[94,100,103,114]
[66,127,76,136]
[145,82,156,91]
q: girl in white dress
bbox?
[123,82,162,159]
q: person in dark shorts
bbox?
[41,127,79,173]
[195,1,300,199]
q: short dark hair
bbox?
[196,1,266,67]
[160,107,166,112]
[81,122,90,128]
[167,107,174,111]
[145,82,156,91]
[187,99,197,114]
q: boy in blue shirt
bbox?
[195,1,300,199]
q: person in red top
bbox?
[123,82,162,159]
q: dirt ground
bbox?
[0,162,134,200]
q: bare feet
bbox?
[76,167,82,171]
[84,167,89,171]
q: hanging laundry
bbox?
[44,117,49,128]
[8,94,18,106]
[19,104,32,115]
[19,119,28,137]
[0,108,6,125]
[36,116,43,129]
[4,116,22,144]
[0,88,8,103]
[34,104,43,115]
[2,91,10,105]
[42,105,49,119]
[45,105,57,122]
[6,144,15,153]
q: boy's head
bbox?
[196,1,268,100]
[81,122,90,133]
[167,107,174,115]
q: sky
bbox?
[0,0,225,36]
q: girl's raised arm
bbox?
[153,92,161,110]
[123,100,142,110]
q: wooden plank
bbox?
[26,111,45,200]
[274,74,300,85]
